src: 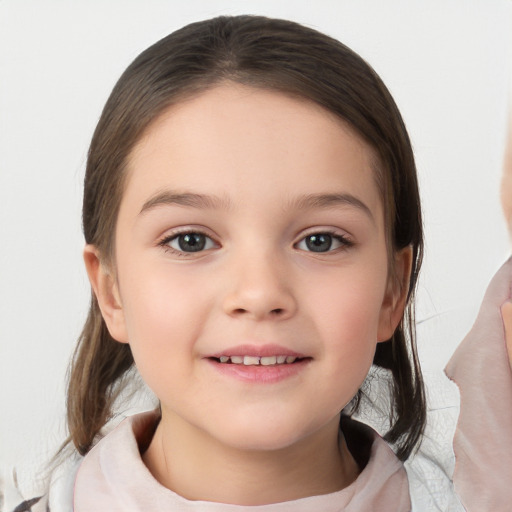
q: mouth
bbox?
[209,355,308,366]
[206,345,311,383]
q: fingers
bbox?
[502,300,512,369]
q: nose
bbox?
[222,250,297,321]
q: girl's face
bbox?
[89,84,409,452]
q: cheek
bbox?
[116,261,209,382]
[310,266,388,340]
[305,264,388,388]
[120,252,211,325]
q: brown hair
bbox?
[67,15,425,461]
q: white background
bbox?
[1,0,511,473]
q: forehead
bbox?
[123,84,383,222]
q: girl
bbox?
[2,14,512,511]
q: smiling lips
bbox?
[216,355,301,366]
[209,344,307,366]
[207,346,310,383]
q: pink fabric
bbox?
[445,257,512,510]
[73,411,410,512]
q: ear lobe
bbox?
[83,244,128,344]
[377,246,413,342]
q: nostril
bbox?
[231,307,284,316]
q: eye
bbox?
[296,232,352,253]
[163,232,217,253]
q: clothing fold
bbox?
[445,257,512,510]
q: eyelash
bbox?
[296,230,354,253]
[157,229,218,257]
[157,229,354,256]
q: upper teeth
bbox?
[218,355,298,365]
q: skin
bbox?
[503,109,512,368]
[84,84,413,505]
[502,110,512,240]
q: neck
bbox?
[142,410,359,506]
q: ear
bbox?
[377,246,413,342]
[83,244,129,344]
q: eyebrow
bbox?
[139,190,374,222]
[289,193,375,222]
[139,191,232,215]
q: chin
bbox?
[209,413,335,453]
[221,429,306,452]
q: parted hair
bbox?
[67,14,425,461]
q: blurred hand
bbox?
[503,301,512,369]
[502,112,512,239]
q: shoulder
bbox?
[404,370,464,511]
[1,410,158,512]
[354,366,465,511]
[1,454,82,512]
